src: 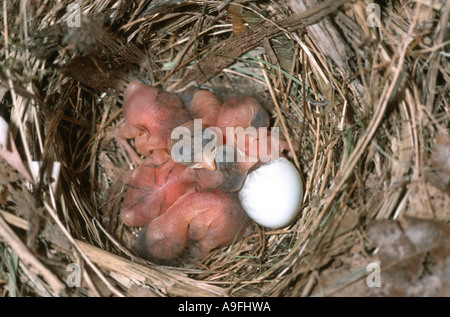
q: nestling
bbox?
[137,190,252,260]
[120,149,196,227]
[182,88,222,128]
[115,81,191,162]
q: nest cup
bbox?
[0,0,449,297]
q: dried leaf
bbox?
[427,132,450,191]
[366,217,450,296]
[0,120,33,182]
[408,182,450,222]
[333,217,450,296]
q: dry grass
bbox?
[0,0,448,297]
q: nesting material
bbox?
[0,0,447,298]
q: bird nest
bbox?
[0,0,449,297]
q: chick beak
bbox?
[201,158,217,171]
[187,159,216,171]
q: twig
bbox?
[259,59,301,171]
[0,214,65,296]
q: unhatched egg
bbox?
[238,158,303,229]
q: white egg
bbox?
[238,158,303,229]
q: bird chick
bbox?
[170,88,223,170]
[216,95,270,132]
[120,149,195,227]
[240,128,294,163]
[215,95,274,161]
[137,190,253,260]
[115,81,191,162]
[182,89,222,128]
[216,95,294,162]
